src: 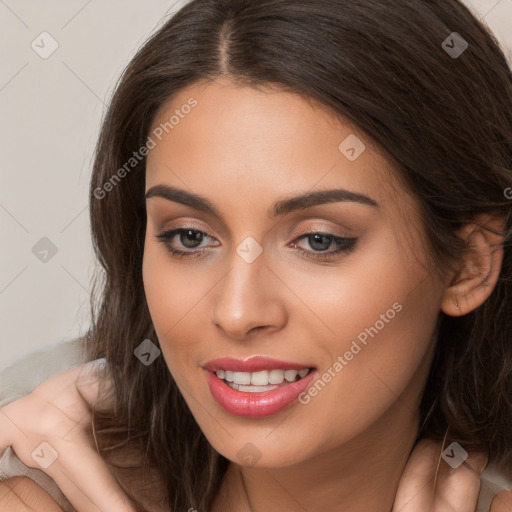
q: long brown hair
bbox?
[84,0,512,510]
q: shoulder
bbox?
[0,477,65,511]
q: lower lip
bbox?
[204,369,318,418]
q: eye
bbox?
[155,228,218,259]
[155,227,358,261]
[291,232,357,260]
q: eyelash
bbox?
[155,227,357,261]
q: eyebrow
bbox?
[144,184,379,218]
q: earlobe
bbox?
[440,214,506,317]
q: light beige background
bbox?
[1,0,511,369]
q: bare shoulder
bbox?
[0,477,65,511]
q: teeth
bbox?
[268,369,285,384]
[284,370,298,382]
[228,383,279,393]
[250,371,269,386]
[233,372,251,385]
[215,368,311,386]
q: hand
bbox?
[0,360,137,512]
[0,476,67,511]
[491,491,512,512]
[393,438,512,511]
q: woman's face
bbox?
[142,77,448,467]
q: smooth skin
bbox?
[142,77,510,511]
[1,77,511,511]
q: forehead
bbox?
[145,78,409,214]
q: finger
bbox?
[5,429,137,512]
[392,438,439,511]
[27,361,112,427]
[0,398,32,450]
[0,363,135,512]
[0,477,66,512]
[36,366,132,512]
[392,439,488,512]
[8,430,136,512]
[74,359,114,409]
[434,448,488,512]
[0,415,135,512]
[490,490,512,511]
[1,391,89,450]
[32,361,107,409]
[42,447,137,512]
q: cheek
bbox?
[266,231,440,439]
[292,262,439,447]
[284,227,432,360]
[293,294,438,457]
[142,239,219,375]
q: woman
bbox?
[1,0,512,510]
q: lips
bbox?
[202,356,317,418]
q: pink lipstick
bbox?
[203,356,317,418]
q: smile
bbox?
[202,357,317,418]
[217,368,311,391]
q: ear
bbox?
[441,212,506,317]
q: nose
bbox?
[210,251,288,341]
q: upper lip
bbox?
[203,356,315,373]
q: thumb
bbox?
[393,439,440,511]
[393,439,488,512]
[434,447,487,512]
